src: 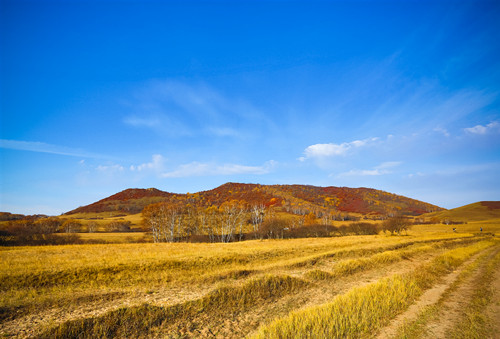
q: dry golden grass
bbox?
[75,232,148,243]
[394,247,500,339]
[253,240,497,339]
[1,221,499,338]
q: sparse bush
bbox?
[337,224,350,236]
[187,234,212,243]
[106,221,132,232]
[87,221,98,233]
[381,216,412,234]
[259,217,289,239]
[2,218,81,245]
[34,217,62,234]
[287,224,337,238]
[61,219,83,233]
[349,222,379,235]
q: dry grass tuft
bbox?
[252,240,496,338]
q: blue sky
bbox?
[1,0,500,215]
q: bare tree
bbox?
[62,219,82,233]
[34,217,61,234]
[142,203,168,243]
[250,204,265,238]
[219,200,245,243]
[87,221,98,233]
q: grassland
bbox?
[1,222,499,338]
[422,201,500,223]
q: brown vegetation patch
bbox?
[481,201,500,210]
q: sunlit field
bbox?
[1,223,499,338]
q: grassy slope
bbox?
[422,201,500,222]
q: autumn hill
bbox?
[65,183,443,218]
[421,201,500,222]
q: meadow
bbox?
[1,222,499,338]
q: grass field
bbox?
[1,223,499,338]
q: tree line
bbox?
[0,203,413,246]
[0,216,134,245]
[142,201,412,243]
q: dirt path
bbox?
[375,249,491,339]
[419,246,500,339]
[486,254,500,339]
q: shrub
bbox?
[259,217,289,239]
[106,221,132,232]
[287,224,337,238]
[1,218,81,246]
[61,219,83,233]
[349,222,379,235]
[87,221,98,233]
[381,216,412,234]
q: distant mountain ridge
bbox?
[65,183,443,217]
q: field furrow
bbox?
[0,232,498,338]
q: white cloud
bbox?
[376,161,402,169]
[338,161,401,177]
[130,154,166,172]
[161,160,276,178]
[339,169,386,176]
[301,137,379,160]
[96,164,124,172]
[408,172,425,178]
[464,121,500,135]
[433,127,450,137]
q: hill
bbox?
[65,183,443,218]
[421,201,500,222]
[65,188,174,215]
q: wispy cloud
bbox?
[300,137,379,161]
[338,161,401,177]
[122,79,269,139]
[123,116,161,128]
[96,164,124,173]
[433,127,450,137]
[161,160,276,178]
[123,114,193,137]
[130,154,166,172]
[0,139,105,158]
[464,121,500,135]
[205,127,241,138]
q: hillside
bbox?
[65,188,174,215]
[422,201,500,222]
[65,183,443,218]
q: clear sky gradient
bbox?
[1,0,500,215]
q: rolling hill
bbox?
[65,183,443,218]
[421,201,500,222]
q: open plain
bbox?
[1,221,499,338]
